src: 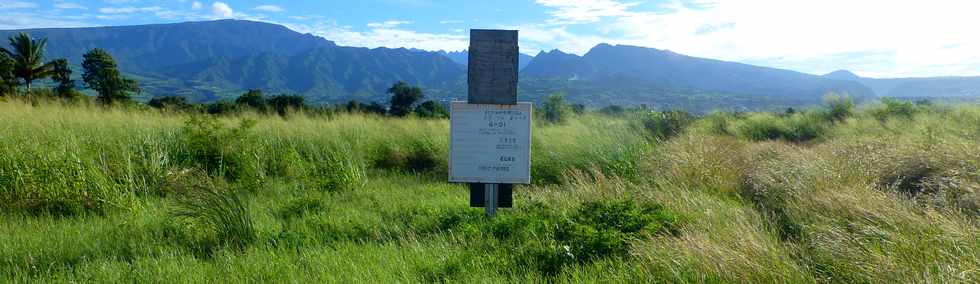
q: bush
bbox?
[169,173,256,252]
[148,96,191,110]
[600,105,626,116]
[555,200,680,262]
[541,93,571,124]
[415,100,448,119]
[642,110,694,140]
[872,97,917,122]
[235,89,267,111]
[735,113,828,143]
[822,94,854,122]
[267,94,305,116]
[178,116,257,180]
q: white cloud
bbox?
[531,0,980,77]
[191,1,202,10]
[0,1,37,10]
[535,0,638,24]
[211,2,233,18]
[366,20,412,29]
[286,20,468,52]
[439,20,463,24]
[253,5,284,13]
[54,2,87,10]
[98,6,163,14]
[0,12,91,29]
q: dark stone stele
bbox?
[467,29,518,105]
[466,29,519,208]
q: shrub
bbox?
[736,115,786,141]
[148,96,191,110]
[642,110,694,140]
[872,97,917,122]
[600,105,626,116]
[267,94,305,116]
[178,116,257,180]
[555,200,680,261]
[206,101,243,115]
[703,112,733,135]
[541,93,571,124]
[169,173,256,252]
[735,113,827,143]
[415,100,448,119]
[822,94,854,122]
[235,89,267,111]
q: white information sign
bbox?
[449,102,532,184]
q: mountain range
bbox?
[2,19,977,112]
[823,70,980,98]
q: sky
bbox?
[2,0,980,78]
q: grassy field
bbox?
[1,97,978,282]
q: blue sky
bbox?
[2,0,979,78]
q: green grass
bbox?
[1,98,979,282]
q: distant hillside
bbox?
[0,20,886,111]
[437,50,534,70]
[823,70,980,98]
[521,44,876,109]
[0,20,464,103]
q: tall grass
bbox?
[1,98,979,282]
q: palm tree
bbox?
[0,33,54,94]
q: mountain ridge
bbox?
[9,19,968,111]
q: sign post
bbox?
[449,29,529,217]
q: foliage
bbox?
[388,81,423,117]
[599,104,626,116]
[0,52,15,96]
[554,200,680,263]
[82,48,139,105]
[642,110,694,140]
[149,96,192,110]
[0,33,54,94]
[871,97,918,121]
[414,100,448,119]
[178,115,257,180]
[345,100,387,115]
[49,58,80,99]
[267,94,305,116]
[235,89,266,111]
[730,112,828,143]
[541,93,571,124]
[822,94,854,122]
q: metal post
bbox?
[485,183,498,216]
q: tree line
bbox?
[148,81,450,119]
[0,33,138,104]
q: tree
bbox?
[149,96,191,110]
[387,81,423,117]
[415,100,448,119]
[0,52,15,96]
[0,33,54,95]
[50,58,79,99]
[82,48,139,105]
[235,89,266,111]
[541,93,571,124]
[267,94,305,116]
